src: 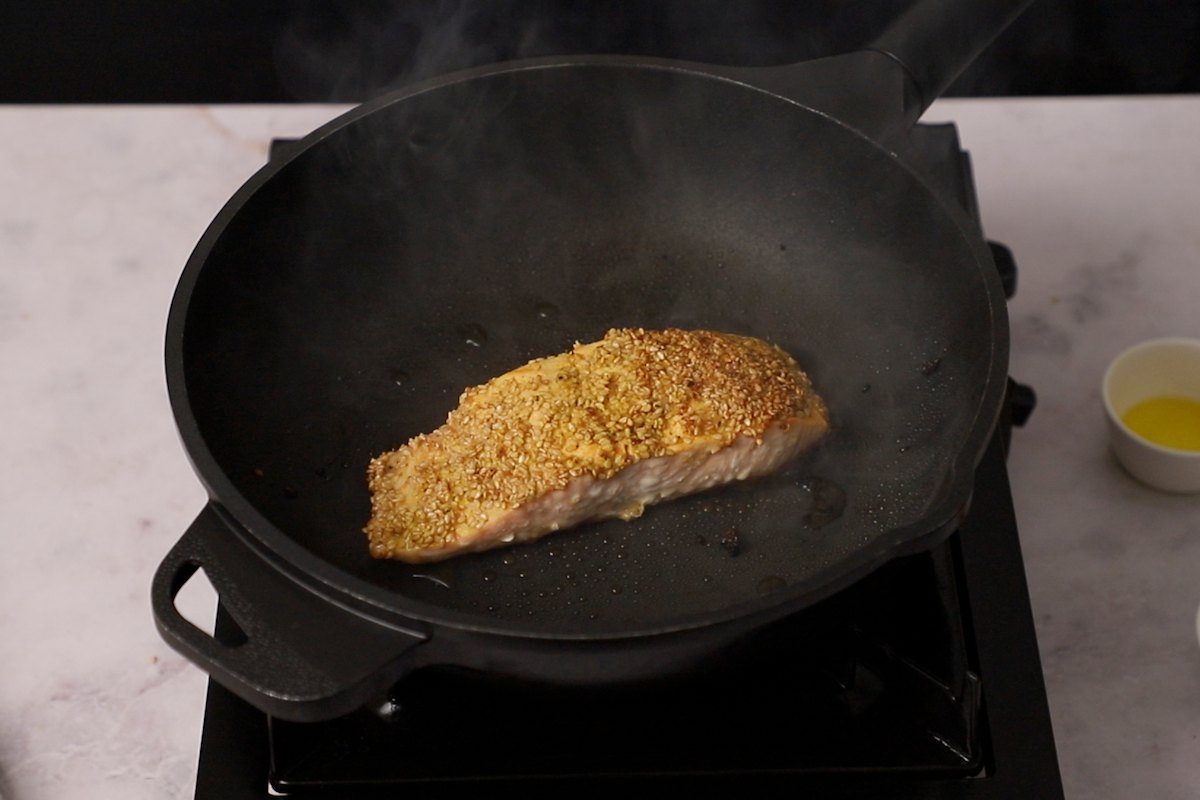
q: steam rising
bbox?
[272,1,919,103]
[276,0,548,102]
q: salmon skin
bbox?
[365,328,829,562]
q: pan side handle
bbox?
[151,504,428,722]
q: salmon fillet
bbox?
[365,328,829,562]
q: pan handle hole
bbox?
[173,563,219,637]
[173,564,251,648]
[172,564,250,648]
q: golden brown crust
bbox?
[365,328,828,559]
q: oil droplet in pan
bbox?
[457,323,488,348]
[408,132,433,150]
[534,301,560,320]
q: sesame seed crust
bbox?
[364,328,828,560]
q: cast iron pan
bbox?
[154,0,1034,721]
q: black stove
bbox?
[190,124,1062,799]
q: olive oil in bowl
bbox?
[1121,396,1200,452]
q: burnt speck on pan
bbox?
[720,526,741,556]
[802,477,847,529]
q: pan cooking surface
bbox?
[178,64,1003,635]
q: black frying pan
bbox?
[154,0,1032,721]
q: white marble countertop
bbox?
[1,96,1198,799]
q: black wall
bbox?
[2,0,1197,103]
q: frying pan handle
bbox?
[151,504,428,722]
[867,0,1036,123]
[710,0,1033,140]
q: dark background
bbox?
[2,0,1197,103]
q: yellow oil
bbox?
[1121,396,1200,451]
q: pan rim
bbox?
[165,54,1009,642]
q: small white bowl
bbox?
[1102,337,1200,493]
